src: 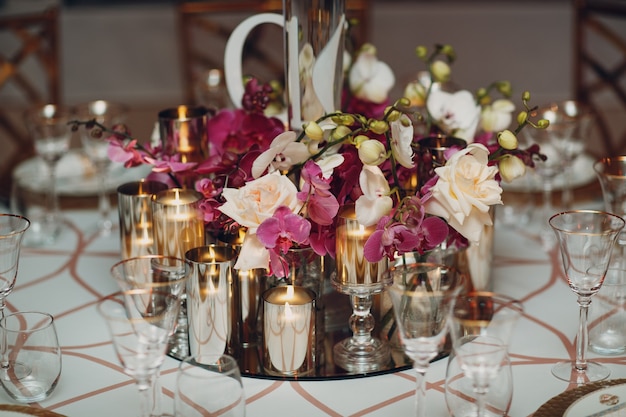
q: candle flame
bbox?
[284,302,293,321]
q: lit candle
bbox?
[335,205,387,287]
[152,188,205,259]
[186,245,236,359]
[158,105,208,164]
[263,285,315,375]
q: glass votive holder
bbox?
[117,180,169,260]
[152,188,205,260]
[262,285,315,377]
[185,245,237,359]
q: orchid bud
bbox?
[497,130,518,150]
[90,127,104,139]
[537,119,550,129]
[369,120,389,135]
[430,60,451,83]
[353,134,369,147]
[517,111,528,125]
[498,154,527,183]
[497,81,512,97]
[358,139,387,166]
[415,46,428,60]
[396,97,411,108]
[403,81,426,107]
[332,125,352,141]
[440,44,456,61]
[522,91,531,102]
[332,114,355,126]
[304,121,324,141]
[385,107,402,122]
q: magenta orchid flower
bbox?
[298,160,339,226]
[107,138,146,168]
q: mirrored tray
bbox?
[168,284,446,380]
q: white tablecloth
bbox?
[8,203,626,417]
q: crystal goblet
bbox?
[24,104,72,244]
[98,288,184,417]
[0,214,30,318]
[549,210,625,382]
[449,292,523,417]
[74,100,129,234]
[386,262,467,417]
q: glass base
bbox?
[333,336,391,373]
[551,360,610,382]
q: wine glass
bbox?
[24,104,72,243]
[74,100,129,234]
[448,292,523,417]
[549,210,625,382]
[522,107,576,248]
[98,288,184,417]
[110,255,191,416]
[545,100,593,209]
[386,262,467,417]
[0,214,30,318]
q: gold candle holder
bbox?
[117,180,169,260]
[158,105,209,164]
[262,285,315,376]
[332,204,391,373]
[185,245,237,360]
[152,188,205,259]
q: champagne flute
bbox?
[99,289,182,417]
[24,104,72,242]
[549,210,625,382]
[74,100,129,234]
[386,262,467,417]
[449,292,523,417]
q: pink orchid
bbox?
[144,156,197,173]
[298,161,339,226]
[256,206,311,278]
[107,139,145,168]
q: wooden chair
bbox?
[176,0,370,107]
[0,4,61,199]
[573,0,626,157]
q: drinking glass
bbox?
[589,268,626,355]
[549,210,625,382]
[0,214,30,318]
[0,311,61,403]
[110,255,191,415]
[98,289,183,417]
[74,100,129,234]
[522,107,576,248]
[386,262,467,417]
[175,354,245,417]
[593,156,626,268]
[449,292,523,417]
[24,104,72,241]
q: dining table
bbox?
[3,173,625,417]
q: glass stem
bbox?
[45,161,59,221]
[561,162,573,210]
[473,383,489,417]
[97,170,112,232]
[349,294,375,345]
[576,296,592,372]
[136,371,162,417]
[413,365,428,417]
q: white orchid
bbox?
[426,89,481,141]
[252,131,310,178]
[390,114,415,169]
[349,44,395,104]
[355,164,393,227]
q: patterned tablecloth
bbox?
[7,201,626,417]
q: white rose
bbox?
[424,143,502,243]
[219,172,303,270]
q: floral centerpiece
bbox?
[72,43,546,278]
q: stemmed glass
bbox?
[110,255,191,417]
[386,262,467,417]
[99,289,182,417]
[0,214,30,319]
[24,104,72,242]
[549,210,625,382]
[449,292,523,417]
[74,100,129,234]
[522,107,576,248]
